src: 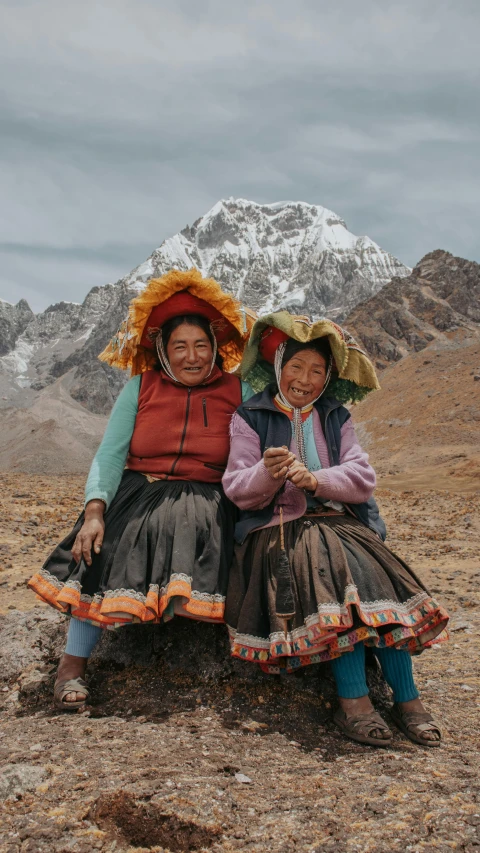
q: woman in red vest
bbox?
[28,269,254,710]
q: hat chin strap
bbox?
[155,325,218,385]
[273,341,332,466]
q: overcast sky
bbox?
[1,0,479,312]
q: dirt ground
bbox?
[0,473,479,853]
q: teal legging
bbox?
[330,642,419,703]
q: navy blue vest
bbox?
[234,385,386,544]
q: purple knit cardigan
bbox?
[222,408,376,530]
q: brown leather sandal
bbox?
[334,708,392,747]
[390,703,441,747]
[54,678,89,711]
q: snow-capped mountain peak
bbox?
[127,198,409,318]
[1,197,409,412]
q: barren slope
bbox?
[0,371,106,474]
[352,330,480,492]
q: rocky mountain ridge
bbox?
[0,198,408,413]
[0,284,136,413]
[0,299,35,357]
[345,249,480,369]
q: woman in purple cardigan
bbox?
[223,312,448,748]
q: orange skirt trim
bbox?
[28,570,225,628]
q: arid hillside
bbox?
[343,249,480,492]
[352,329,480,492]
[0,372,106,474]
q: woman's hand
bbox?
[263,446,296,480]
[286,460,317,493]
[71,500,106,566]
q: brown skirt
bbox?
[225,515,449,673]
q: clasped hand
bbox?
[263,446,317,492]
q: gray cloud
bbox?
[1,0,479,311]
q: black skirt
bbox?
[225,514,449,673]
[28,471,235,627]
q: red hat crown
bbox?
[140,291,235,350]
[258,326,289,364]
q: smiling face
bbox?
[165,322,214,386]
[279,348,328,407]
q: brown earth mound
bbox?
[0,370,106,474]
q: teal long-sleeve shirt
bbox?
[85,375,254,509]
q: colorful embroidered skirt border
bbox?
[225,515,449,673]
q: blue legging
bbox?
[330,641,419,703]
[65,618,102,658]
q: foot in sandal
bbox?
[390,698,441,747]
[334,695,392,747]
[54,653,89,710]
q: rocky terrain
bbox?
[0,198,409,413]
[0,473,479,852]
[345,248,480,496]
[345,250,480,370]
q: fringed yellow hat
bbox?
[99,268,256,375]
[240,311,380,403]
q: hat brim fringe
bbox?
[99,268,255,375]
[241,311,380,403]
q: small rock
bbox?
[461,685,474,692]
[457,597,478,608]
[376,775,395,785]
[6,691,20,704]
[0,764,47,799]
[19,668,50,693]
[235,773,252,784]
[241,719,268,733]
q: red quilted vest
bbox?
[127,367,242,483]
